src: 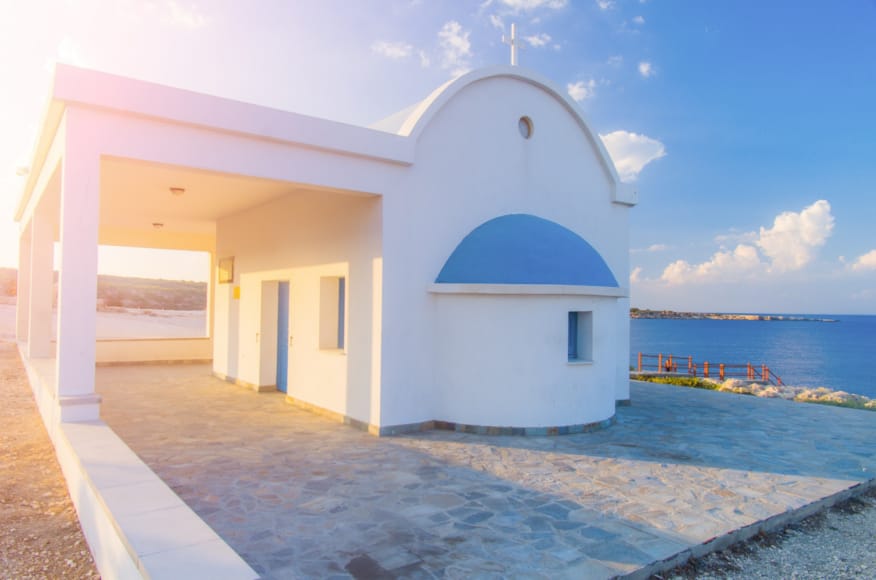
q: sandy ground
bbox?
[0,302,15,342]
[0,341,99,578]
[0,302,206,342]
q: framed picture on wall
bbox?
[218,257,234,284]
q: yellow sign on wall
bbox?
[233,286,241,300]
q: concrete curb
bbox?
[19,346,258,580]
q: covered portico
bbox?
[14,64,410,426]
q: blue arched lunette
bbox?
[435,214,619,287]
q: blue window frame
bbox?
[319,276,346,351]
[568,311,593,362]
[337,277,345,349]
[568,312,578,360]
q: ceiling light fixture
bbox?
[169,187,185,196]
[152,222,164,230]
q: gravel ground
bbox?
[660,489,876,579]
[0,341,100,579]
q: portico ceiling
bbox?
[99,157,349,236]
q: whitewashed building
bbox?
[16,64,636,436]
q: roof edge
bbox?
[16,63,417,223]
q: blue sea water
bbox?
[630,315,876,397]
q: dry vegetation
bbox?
[96,275,206,311]
[0,268,15,298]
[0,268,205,311]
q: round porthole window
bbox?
[518,116,533,139]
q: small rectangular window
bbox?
[319,276,346,350]
[568,311,593,362]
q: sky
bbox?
[1,0,875,314]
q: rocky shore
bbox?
[633,374,876,412]
[631,308,837,322]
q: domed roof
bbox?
[435,214,618,287]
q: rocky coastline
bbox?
[630,308,837,322]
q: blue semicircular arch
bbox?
[435,214,618,287]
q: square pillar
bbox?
[615,296,631,403]
[28,207,55,359]
[15,225,32,343]
[54,146,101,422]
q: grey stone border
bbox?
[625,478,876,580]
[220,371,621,437]
[372,416,617,437]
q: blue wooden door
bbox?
[276,282,290,393]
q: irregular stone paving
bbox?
[96,366,876,579]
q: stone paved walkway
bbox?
[96,365,876,579]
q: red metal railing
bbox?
[636,352,783,386]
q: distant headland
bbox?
[630,308,837,323]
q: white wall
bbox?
[20,66,633,434]
[214,190,382,426]
[95,338,212,364]
[434,294,619,427]
[380,75,630,427]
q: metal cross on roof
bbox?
[502,23,523,66]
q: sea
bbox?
[630,314,876,398]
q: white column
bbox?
[54,144,101,421]
[28,207,55,359]
[15,225,32,343]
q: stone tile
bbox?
[95,366,876,579]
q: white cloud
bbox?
[438,21,472,76]
[714,229,757,246]
[851,288,874,300]
[661,245,764,285]
[850,249,876,272]
[599,130,666,181]
[498,0,568,12]
[607,55,623,66]
[659,200,835,284]
[489,14,505,30]
[371,40,414,60]
[596,0,616,10]
[567,79,597,102]
[164,0,206,28]
[638,61,655,78]
[524,33,552,47]
[630,266,643,283]
[632,243,669,254]
[632,15,645,25]
[55,35,88,67]
[755,200,834,272]
[418,50,431,68]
